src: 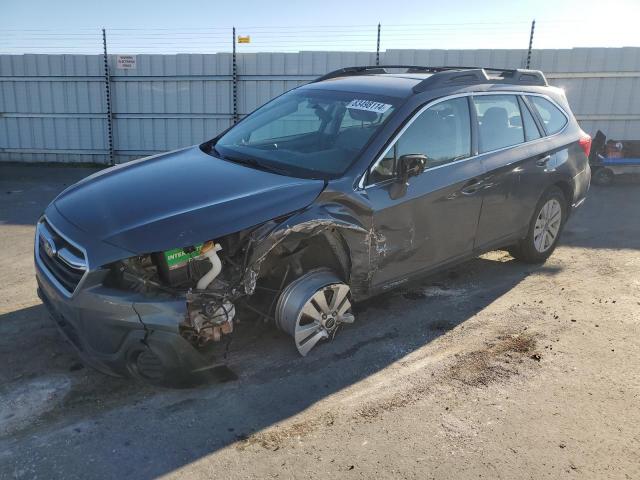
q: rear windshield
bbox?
[212,89,398,179]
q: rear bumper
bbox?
[571,164,591,210]
[36,261,214,384]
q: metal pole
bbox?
[526,19,535,69]
[232,27,238,124]
[376,23,381,66]
[102,28,115,165]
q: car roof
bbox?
[301,66,549,99]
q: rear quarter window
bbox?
[529,96,567,135]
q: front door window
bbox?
[368,97,471,184]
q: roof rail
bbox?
[312,65,548,89]
[412,68,548,92]
[312,65,449,82]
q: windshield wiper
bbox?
[211,143,311,177]
[220,152,292,176]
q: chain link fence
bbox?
[1,22,639,164]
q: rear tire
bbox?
[509,187,567,264]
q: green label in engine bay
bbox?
[163,243,204,270]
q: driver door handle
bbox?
[536,155,552,167]
[460,178,483,195]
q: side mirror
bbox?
[390,154,427,199]
[399,154,427,180]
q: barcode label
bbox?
[346,99,392,114]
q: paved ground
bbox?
[0,164,638,480]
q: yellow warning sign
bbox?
[238,36,251,44]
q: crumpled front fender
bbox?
[241,202,383,301]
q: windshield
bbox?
[213,89,398,179]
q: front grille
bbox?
[36,218,87,295]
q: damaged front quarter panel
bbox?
[107,182,394,361]
[109,183,394,362]
[238,196,382,302]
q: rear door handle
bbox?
[460,178,483,195]
[536,155,552,167]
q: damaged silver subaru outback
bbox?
[35,66,591,384]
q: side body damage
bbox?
[113,188,383,360]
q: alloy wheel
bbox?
[533,198,562,253]
[276,270,354,356]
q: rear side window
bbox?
[473,95,525,153]
[529,96,567,135]
[518,96,542,141]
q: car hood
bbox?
[52,146,325,254]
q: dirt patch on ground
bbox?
[353,332,539,423]
[233,332,541,451]
[236,411,336,451]
[449,333,538,387]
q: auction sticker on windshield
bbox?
[346,99,392,113]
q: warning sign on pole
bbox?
[116,55,137,69]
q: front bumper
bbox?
[36,259,215,384]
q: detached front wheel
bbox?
[276,269,354,356]
[509,187,567,264]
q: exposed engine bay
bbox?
[105,236,247,350]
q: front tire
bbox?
[275,268,354,356]
[509,187,567,264]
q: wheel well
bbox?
[298,233,351,281]
[257,230,351,287]
[243,230,352,322]
[553,180,573,207]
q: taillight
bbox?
[578,135,592,157]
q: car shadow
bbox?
[0,252,562,479]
